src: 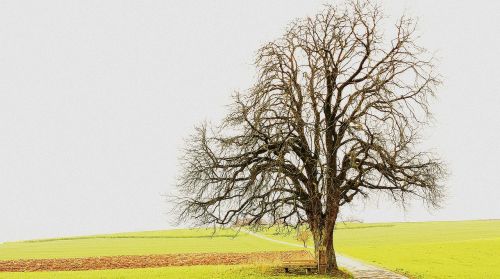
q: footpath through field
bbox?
[241,229,408,279]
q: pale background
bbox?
[1,0,499,242]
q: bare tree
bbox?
[176,0,446,273]
[296,229,311,248]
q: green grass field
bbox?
[336,220,500,279]
[0,265,340,279]
[262,220,500,278]
[0,228,300,261]
[0,228,317,279]
[1,220,499,278]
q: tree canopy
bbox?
[175,0,446,272]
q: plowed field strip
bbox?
[0,250,310,272]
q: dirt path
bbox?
[335,255,408,279]
[0,251,308,272]
[241,229,408,279]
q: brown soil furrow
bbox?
[0,250,310,272]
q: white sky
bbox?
[0,0,499,242]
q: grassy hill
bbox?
[1,220,499,278]
[0,228,319,279]
[0,228,300,260]
[336,220,500,279]
[261,220,500,278]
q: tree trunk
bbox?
[311,220,338,273]
[323,226,338,273]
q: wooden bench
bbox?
[282,259,317,274]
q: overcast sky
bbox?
[0,0,499,242]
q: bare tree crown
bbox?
[176,0,446,229]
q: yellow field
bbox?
[1,220,499,278]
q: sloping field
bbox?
[0,228,300,261]
[262,220,500,278]
[0,229,330,279]
[335,220,500,279]
[1,220,499,278]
